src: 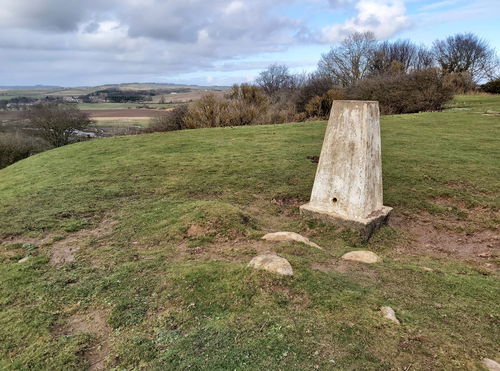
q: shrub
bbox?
[0,132,50,169]
[443,72,476,93]
[305,89,346,119]
[225,84,270,126]
[295,73,335,113]
[347,68,454,114]
[183,94,232,129]
[184,86,273,129]
[149,105,188,132]
[225,84,268,108]
[481,78,500,94]
[264,102,297,125]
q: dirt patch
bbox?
[271,194,304,208]
[51,242,79,264]
[270,194,305,217]
[0,235,54,247]
[49,217,118,266]
[54,310,112,370]
[390,213,499,268]
[186,224,211,238]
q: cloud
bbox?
[321,0,411,42]
[0,0,307,84]
[0,0,113,32]
[0,0,434,85]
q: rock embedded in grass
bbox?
[262,231,323,250]
[17,256,30,263]
[341,250,380,264]
[483,358,500,371]
[380,306,400,324]
[248,254,293,276]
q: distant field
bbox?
[91,119,151,128]
[78,103,177,110]
[0,108,169,123]
[0,95,21,101]
[83,108,170,118]
[0,111,21,120]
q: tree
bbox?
[318,31,376,87]
[481,78,500,94]
[25,103,94,147]
[255,64,296,97]
[414,46,435,71]
[432,33,499,83]
[295,72,335,113]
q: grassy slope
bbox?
[0,95,499,369]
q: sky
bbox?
[0,0,498,87]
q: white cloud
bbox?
[224,1,246,14]
[321,0,411,42]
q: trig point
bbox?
[300,100,392,240]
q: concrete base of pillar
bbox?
[299,204,393,241]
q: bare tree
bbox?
[255,64,296,96]
[369,40,436,75]
[25,103,94,147]
[370,40,420,74]
[318,32,377,87]
[414,46,435,71]
[432,33,499,82]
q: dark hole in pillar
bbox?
[332,197,338,203]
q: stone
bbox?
[380,306,400,324]
[300,100,392,240]
[341,250,380,264]
[262,231,323,250]
[483,359,500,371]
[248,254,293,276]
[421,266,434,272]
[17,256,30,263]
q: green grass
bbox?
[0,95,499,369]
[448,94,500,113]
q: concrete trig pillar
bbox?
[300,100,392,240]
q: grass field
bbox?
[0,95,499,369]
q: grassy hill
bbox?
[0,95,499,369]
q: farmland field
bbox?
[83,108,170,119]
[78,103,177,110]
